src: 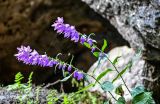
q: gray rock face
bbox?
[82,0,160,60]
[87,46,144,103]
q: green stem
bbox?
[95,46,131,95]
[86,73,118,101]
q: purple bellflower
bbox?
[15,46,59,68]
[15,46,84,80]
[52,17,96,47]
[67,65,72,72]
[73,71,83,80]
[52,17,79,42]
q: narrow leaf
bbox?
[84,42,91,49]
[96,68,112,83]
[93,52,100,57]
[101,81,114,91]
[76,83,94,94]
[101,39,107,52]
[113,56,121,65]
[112,62,132,83]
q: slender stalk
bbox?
[86,73,117,101]
[95,46,131,95]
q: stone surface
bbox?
[82,0,160,60]
[87,46,144,103]
[0,0,128,89]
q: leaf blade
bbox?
[101,81,114,91]
[96,68,112,83]
[112,61,132,83]
[101,39,107,52]
[113,56,121,65]
[75,83,94,94]
[93,52,100,57]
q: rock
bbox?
[0,0,129,90]
[82,0,160,102]
[82,0,160,51]
[87,46,144,103]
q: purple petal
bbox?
[91,47,96,53]
[62,64,66,70]
[67,65,72,72]
[73,71,78,78]
[77,72,83,80]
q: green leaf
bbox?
[84,42,91,49]
[14,72,24,86]
[131,86,145,97]
[101,39,107,52]
[116,97,125,104]
[93,52,100,57]
[75,83,94,94]
[101,81,114,91]
[104,101,110,104]
[132,92,155,104]
[63,95,69,104]
[115,84,124,96]
[112,61,132,83]
[27,71,33,88]
[113,56,121,65]
[96,69,112,83]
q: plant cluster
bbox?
[14,17,155,104]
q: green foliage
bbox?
[35,86,41,104]
[101,39,107,52]
[27,72,33,88]
[12,35,155,104]
[132,92,155,104]
[96,68,112,83]
[15,72,24,86]
[112,61,132,83]
[63,95,69,104]
[104,101,110,104]
[71,78,79,87]
[75,83,94,94]
[101,81,114,92]
[131,86,145,97]
[7,72,26,91]
[115,84,124,96]
[93,51,100,57]
[84,42,91,48]
[131,86,155,104]
[113,56,121,65]
[71,91,105,104]
[116,97,125,104]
